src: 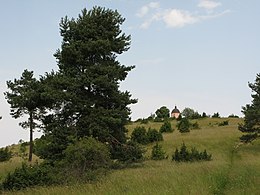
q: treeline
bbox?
[136,106,240,124]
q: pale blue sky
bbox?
[0,0,259,147]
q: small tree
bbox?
[5,70,44,162]
[160,121,173,133]
[151,143,166,160]
[182,107,201,119]
[177,118,191,133]
[155,106,170,120]
[239,73,260,142]
[181,108,195,119]
[202,112,207,118]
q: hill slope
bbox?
[1,118,260,194]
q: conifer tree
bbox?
[39,7,136,160]
[239,73,260,142]
[5,70,43,161]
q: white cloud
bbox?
[163,9,198,28]
[137,1,229,29]
[149,2,160,9]
[198,0,222,10]
[136,2,160,18]
[137,6,149,18]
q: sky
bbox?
[0,0,259,147]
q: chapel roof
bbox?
[171,106,180,113]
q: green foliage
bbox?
[1,163,56,191]
[155,106,170,120]
[212,112,220,118]
[140,118,149,124]
[5,70,44,162]
[172,143,212,162]
[0,147,12,162]
[151,143,166,160]
[182,107,201,119]
[147,128,163,142]
[131,127,163,144]
[191,122,200,129]
[38,6,137,162]
[239,73,260,142]
[63,137,111,173]
[218,120,229,126]
[112,141,145,163]
[159,121,173,133]
[228,114,239,118]
[177,118,191,133]
[239,133,258,143]
[131,126,148,144]
[202,112,207,118]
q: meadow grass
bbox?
[1,118,260,195]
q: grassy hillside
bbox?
[1,118,260,195]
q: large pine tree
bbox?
[38,7,136,160]
[239,73,260,142]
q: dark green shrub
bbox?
[0,147,12,162]
[160,121,173,133]
[239,133,258,143]
[147,128,163,142]
[151,143,166,160]
[177,118,191,133]
[1,163,56,191]
[218,120,229,126]
[114,141,145,163]
[212,112,220,118]
[140,118,149,124]
[228,114,239,118]
[172,143,212,162]
[131,126,148,144]
[63,137,111,172]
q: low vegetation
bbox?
[0,147,12,162]
[172,142,212,162]
[1,117,259,194]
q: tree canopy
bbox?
[155,106,170,120]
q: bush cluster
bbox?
[131,126,163,144]
[0,147,12,162]
[172,143,212,162]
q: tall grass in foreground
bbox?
[2,118,260,195]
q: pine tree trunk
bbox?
[28,112,33,162]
